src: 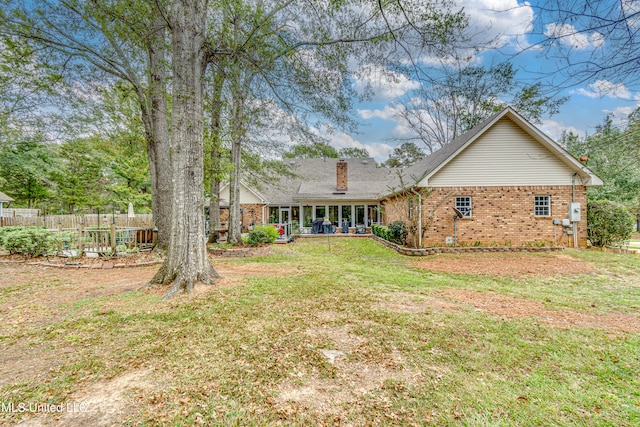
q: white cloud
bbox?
[540,119,582,141]
[544,23,605,50]
[460,0,535,49]
[414,1,536,66]
[357,105,398,120]
[603,101,640,125]
[311,124,394,162]
[352,65,420,102]
[575,80,631,99]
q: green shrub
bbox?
[0,227,58,256]
[387,221,408,245]
[587,200,634,247]
[373,222,408,245]
[372,224,390,240]
[245,225,279,247]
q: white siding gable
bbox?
[220,182,264,204]
[424,118,576,187]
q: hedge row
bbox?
[372,221,408,245]
[0,226,76,257]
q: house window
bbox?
[455,196,472,217]
[269,206,279,223]
[408,199,414,218]
[355,205,365,225]
[534,195,550,216]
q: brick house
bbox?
[382,107,602,248]
[220,107,602,247]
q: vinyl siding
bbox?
[424,118,576,187]
[220,183,264,204]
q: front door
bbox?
[280,208,291,238]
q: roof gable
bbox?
[0,191,14,202]
[406,107,602,188]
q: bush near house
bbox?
[373,221,408,245]
[244,224,279,247]
[372,224,390,241]
[587,200,634,247]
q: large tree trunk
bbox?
[138,11,172,251]
[227,84,245,246]
[148,12,172,251]
[150,0,219,298]
[208,70,225,244]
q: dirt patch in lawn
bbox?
[14,369,160,427]
[377,290,640,335]
[437,289,640,334]
[410,252,596,278]
[277,323,419,415]
[0,258,297,393]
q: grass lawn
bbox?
[1,239,639,426]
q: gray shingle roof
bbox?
[259,157,399,204]
[256,106,602,204]
[0,191,14,202]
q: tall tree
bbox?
[148,0,220,298]
[338,147,370,158]
[382,142,425,167]
[0,133,57,209]
[2,0,173,248]
[564,111,640,204]
[283,141,340,158]
[397,62,566,152]
[52,137,107,214]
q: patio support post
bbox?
[78,222,84,256]
[111,222,117,253]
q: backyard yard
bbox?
[1,239,638,426]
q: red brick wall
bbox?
[382,186,588,247]
[219,204,265,231]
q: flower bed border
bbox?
[370,235,565,255]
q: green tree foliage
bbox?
[587,201,634,247]
[564,111,640,205]
[51,138,106,214]
[283,142,340,159]
[338,147,370,158]
[0,133,58,208]
[89,84,151,212]
[382,142,425,167]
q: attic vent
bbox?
[288,160,296,165]
[361,160,368,164]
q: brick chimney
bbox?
[336,160,348,191]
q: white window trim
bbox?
[534,195,551,217]
[455,196,472,218]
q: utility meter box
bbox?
[569,202,581,222]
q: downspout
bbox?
[410,188,422,248]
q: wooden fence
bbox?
[71,224,157,254]
[0,214,154,229]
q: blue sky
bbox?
[313,0,640,162]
